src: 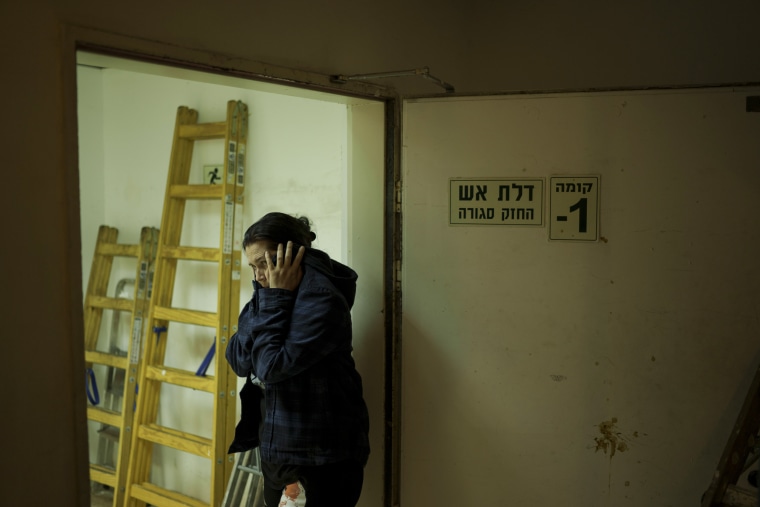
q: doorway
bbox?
[76,51,388,506]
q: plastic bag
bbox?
[279,481,306,506]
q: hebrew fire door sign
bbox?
[449,178,544,226]
[549,175,600,241]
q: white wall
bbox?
[346,101,387,507]
[77,65,106,294]
[78,60,385,505]
[401,88,760,506]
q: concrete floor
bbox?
[90,486,114,507]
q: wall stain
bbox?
[594,417,641,459]
[594,418,646,495]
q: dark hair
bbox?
[243,212,316,249]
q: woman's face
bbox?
[244,240,276,288]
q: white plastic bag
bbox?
[279,481,306,507]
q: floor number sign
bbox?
[549,175,600,241]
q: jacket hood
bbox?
[302,248,358,308]
[251,248,358,308]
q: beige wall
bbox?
[1,0,759,506]
[401,89,760,506]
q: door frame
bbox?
[61,23,403,507]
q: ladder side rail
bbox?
[701,363,760,507]
[84,226,120,496]
[212,100,248,502]
[111,226,159,507]
[84,225,123,493]
[83,226,119,362]
[126,106,200,507]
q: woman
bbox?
[225,212,370,507]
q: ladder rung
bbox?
[87,406,122,427]
[137,423,212,458]
[90,463,117,487]
[169,184,224,200]
[97,243,141,257]
[152,306,218,327]
[86,295,134,312]
[97,425,121,442]
[235,463,262,475]
[85,350,129,370]
[131,482,210,507]
[724,484,757,506]
[178,121,227,140]
[145,365,216,392]
[161,245,221,262]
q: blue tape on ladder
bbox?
[153,326,167,341]
[86,368,100,405]
[196,339,216,376]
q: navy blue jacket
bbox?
[225,248,370,466]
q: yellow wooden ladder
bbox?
[84,225,159,507]
[701,362,760,507]
[124,100,248,507]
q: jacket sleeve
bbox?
[225,301,255,378]
[250,284,350,384]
